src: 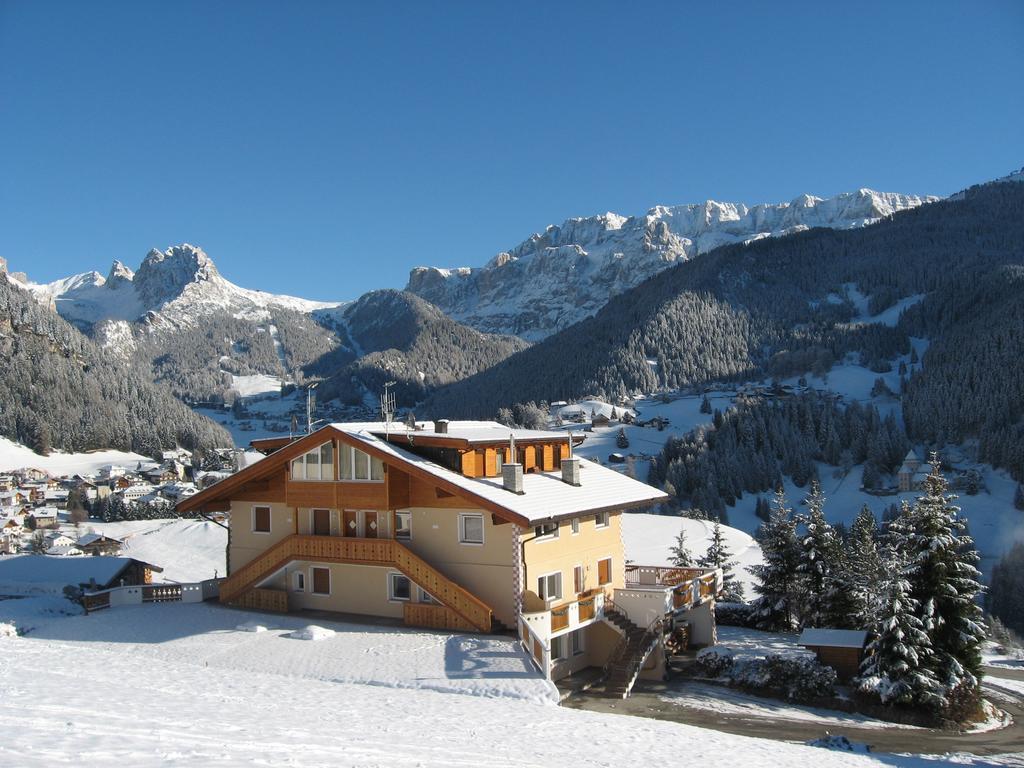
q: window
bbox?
[394,510,411,540]
[570,629,584,656]
[534,521,558,540]
[595,511,610,528]
[290,442,334,481]
[459,513,484,545]
[420,588,438,604]
[253,506,271,534]
[293,571,305,592]
[550,634,566,661]
[389,573,412,601]
[311,567,330,595]
[570,517,580,535]
[573,565,585,594]
[538,571,562,602]
[338,445,385,482]
[598,557,612,585]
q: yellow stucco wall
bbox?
[229,501,295,571]
[521,512,624,612]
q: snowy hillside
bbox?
[0,599,1013,767]
[0,436,151,475]
[408,189,937,340]
[623,512,763,596]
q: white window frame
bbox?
[534,521,559,540]
[550,634,567,661]
[570,628,585,656]
[388,572,412,602]
[252,505,271,534]
[458,513,485,546]
[573,563,585,595]
[570,517,580,535]
[290,441,335,482]
[394,510,412,541]
[537,570,562,604]
[293,571,305,592]
[310,566,331,596]
[595,511,610,528]
[337,444,386,483]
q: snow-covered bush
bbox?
[763,653,837,700]
[807,735,869,753]
[695,646,734,676]
[0,622,18,638]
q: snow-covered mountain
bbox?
[406,189,938,340]
[23,244,337,331]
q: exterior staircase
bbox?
[602,606,664,698]
[218,534,494,633]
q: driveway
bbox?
[562,666,1024,756]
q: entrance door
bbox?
[363,511,379,539]
[312,508,331,536]
[343,510,359,537]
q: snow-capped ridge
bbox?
[407,187,938,340]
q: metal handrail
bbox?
[602,612,665,693]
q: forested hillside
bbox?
[425,182,1024,478]
[315,290,529,406]
[0,274,232,456]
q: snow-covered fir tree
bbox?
[899,464,986,694]
[795,481,835,627]
[698,521,744,602]
[748,487,801,630]
[857,569,941,706]
[668,524,694,568]
[847,505,885,627]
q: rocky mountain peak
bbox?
[106,260,135,286]
[134,244,222,308]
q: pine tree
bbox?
[668,524,694,567]
[616,428,629,450]
[698,521,745,602]
[796,480,834,627]
[1014,484,1024,511]
[700,395,712,414]
[900,463,986,695]
[858,570,941,706]
[748,488,801,630]
[987,542,1024,636]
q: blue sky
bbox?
[1,1,1021,301]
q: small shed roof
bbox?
[798,628,869,649]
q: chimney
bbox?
[502,462,524,494]
[434,419,449,434]
[561,456,581,486]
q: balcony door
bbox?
[343,510,359,537]
[363,510,379,539]
[312,508,331,536]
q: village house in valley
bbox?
[178,420,722,690]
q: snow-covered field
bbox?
[229,373,283,398]
[0,436,149,475]
[0,600,1017,767]
[622,513,763,596]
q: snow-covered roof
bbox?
[798,628,868,649]
[0,554,160,591]
[76,533,123,547]
[339,425,665,524]
[351,420,573,445]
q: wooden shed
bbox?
[797,628,869,681]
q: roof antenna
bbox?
[306,382,321,434]
[381,381,396,439]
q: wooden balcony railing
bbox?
[547,589,603,634]
[219,534,493,632]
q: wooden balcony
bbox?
[219,534,493,632]
[620,565,720,614]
